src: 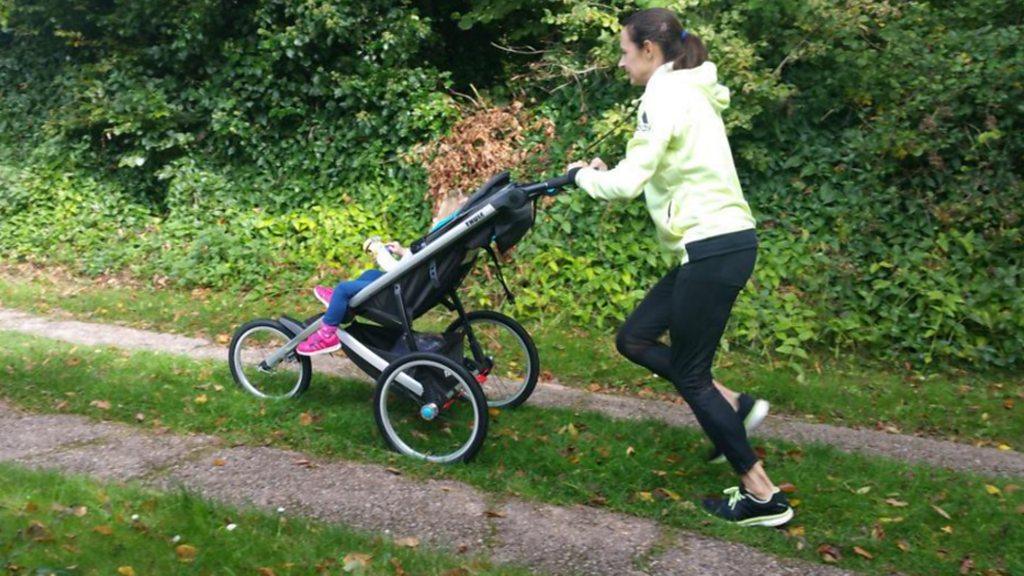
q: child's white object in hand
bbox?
[363,236,403,271]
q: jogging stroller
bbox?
[227,169,579,463]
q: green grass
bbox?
[0,463,533,576]
[1,264,1021,450]
[0,331,1020,576]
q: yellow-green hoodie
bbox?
[575,61,755,264]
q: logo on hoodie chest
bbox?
[636,110,651,133]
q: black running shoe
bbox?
[702,485,794,527]
[708,393,770,464]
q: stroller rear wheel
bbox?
[228,319,311,400]
[373,352,488,463]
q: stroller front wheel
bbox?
[228,319,312,400]
[373,352,489,464]
[446,310,539,409]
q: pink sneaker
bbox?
[296,326,341,356]
[313,285,334,308]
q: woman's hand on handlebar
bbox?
[566,157,607,172]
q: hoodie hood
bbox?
[650,61,730,113]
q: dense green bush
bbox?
[0,0,1020,370]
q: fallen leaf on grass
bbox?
[384,467,402,475]
[998,444,1013,451]
[90,400,111,410]
[134,412,145,422]
[193,394,208,405]
[777,482,797,494]
[342,552,371,572]
[984,484,1001,496]
[257,568,276,576]
[959,556,974,575]
[117,568,136,576]
[626,446,635,457]
[1017,504,1024,515]
[636,491,654,503]
[216,334,230,345]
[931,505,952,519]
[870,523,885,541]
[896,539,911,552]
[175,544,197,562]
[26,521,51,542]
[785,525,805,538]
[389,558,407,576]
[298,412,314,426]
[816,544,841,563]
[884,498,908,507]
[484,510,507,518]
[853,546,874,560]
[93,525,113,536]
[212,458,226,467]
[941,525,954,534]
[394,536,420,548]
[652,488,680,501]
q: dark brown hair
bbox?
[622,8,708,70]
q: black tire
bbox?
[446,310,539,409]
[228,318,312,400]
[373,352,489,463]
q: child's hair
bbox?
[622,8,708,71]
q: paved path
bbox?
[2,308,1020,478]
[0,400,852,576]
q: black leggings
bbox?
[616,247,758,474]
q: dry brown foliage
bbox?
[417,101,554,221]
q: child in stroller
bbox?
[298,237,411,356]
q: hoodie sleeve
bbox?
[575,90,675,201]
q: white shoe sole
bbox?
[745,399,770,431]
[737,506,794,527]
[710,399,771,464]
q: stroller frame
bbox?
[237,169,579,461]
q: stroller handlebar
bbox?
[518,167,580,198]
